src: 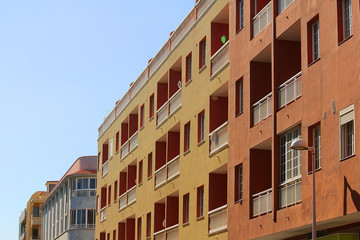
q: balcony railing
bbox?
[157,89,182,126]
[98,0,215,138]
[252,188,272,217]
[208,205,227,235]
[279,178,302,208]
[253,92,272,125]
[120,131,138,160]
[31,216,41,226]
[71,189,96,198]
[102,161,108,177]
[278,71,302,109]
[119,185,137,211]
[253,1,272,37]
[155,155,180,188]
[100,207,106,222]
[278,0,294,14]
[209,121,229,156]
[210,41,229,78]
[69,224,95,229]
[154,224,179,240]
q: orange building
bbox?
[228,0,360,239]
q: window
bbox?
[235,78,243,116]
[337,0,352,42]
[96,195,99,213]
[184,122,191,152]
[234,164,243,203]
[313,126,321,170]
[340,104,355,159]
[139,160,143,184]
[198,111,205,143]
[108,185,111,205]
[137,217,142,240]
[146,212,151,238]
[33,206,40,217]
[98,152,101,170]
[280,126,301,183]
[149,94,154,119]
[107,233,110,240]
[197,186,204,218]
[32,228,39,239]
[148,153,153,178]
[87,209,95,226]
[236,0,244,32]
[199,37,206,69]
[113,230,116,240]
[49,184,56,192]
[116,132,119,152]
[140,104,145,128]
[308,16,320,64]
[114,181,118,202]
[183,194,190,224]
[186,53,192,82]
[110,138,114,158]
[72,178,96,197]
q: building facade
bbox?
[19,182,57,240]
[41,156,97,240]
[96,0,230,239]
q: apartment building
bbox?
[41,156,97,240]
[96,0,230,239]
[228,0,360,239]
[19,181,58,240]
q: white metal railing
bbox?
[169,89,182,115]
[209,121,229,156]
[119,192,127,210]
[252,188,272,217]
[166,224,179,240]
[102,161,108,177]
[154,229,166,240]
[121,141,129,159]
[120,131,138,160]
[253,1,272,37]
[155,155,180,188]
[208,205,227,235]
[100,207,106,222]
[278,71,302,108]
[155,165,167,188]
[279,178,302,208]
[98,0,216,138]
[127,185,137,205]
[157,102,169,126]
[210,41,229,77]
[278,0,294,14]
[253,93,272,125]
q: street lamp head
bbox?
[290,139,309,151]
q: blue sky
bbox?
[0,0,194,238]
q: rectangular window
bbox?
[340,105,355,159]
[198,111,205,143]
[186,53,192,82]
[197,186,204,218]
[184,122,191,152]
[116,132,119,152]
[33,206,40,217]
[114,181,118,202]
[107,233,110,240]
[76,209,86,225]
[137,217,142,240]
[236,0,244,32]
[98,152,101,170]
[32,228,39,239]
[183,194,190,224]
[148,153,153,178]
[314,126,321,170]
[108,185,111,205]
[110,138,114,158]
[140,104,145,128]
[338,0,353,42]
[139,160,143,185]
[308,16,320,64]
[199,38,206,69]
[87,209,95,226]
[113,230,116,240]
[96,195,99,213]
[235,78,243,116]
[149,94,154,119]
[90,178,97,189]
[280,126,301,183]
[234,163,243,203]
[146,212,151,238]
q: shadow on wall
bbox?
[343,176,360,215]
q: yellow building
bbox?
[95,0,230,239]
[19,181,58,240]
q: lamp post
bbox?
[290,139,316,240]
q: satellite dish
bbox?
[177,81,182,89]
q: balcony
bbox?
[253,93,272,125]
[102,161,108,177]
[210,41,229,78]
[100,207,106,222]
[252,188,272,217]
[119,185,137,211]
[253,1,272,37]
[70,224,95,229]
[71,189,96,198]
[155,155,180,188]
[120,131,138,160]
[278,71,302,109]
[31,216,41,226]
[278,0,294,14]
[279,178,302,208]
[208,205,227,235]
[209,122,228,156]
[154,224,179,240]
[157,89,182,127]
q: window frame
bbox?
[236,0,244,33]
[343,0,353,40]
[198,110,205,143]
[234,163,243,203]
[138,160,143,185]
[312,20,320,62]
[149,94,154,119]
[340,104,355,160]
[183,193,190,224]
[148,152,153,178]
[199,37,206,69]
[184,122,191,152]
[146,212,151,238]
[235,78,243,116]
[186,52,192,83]
[140,104,145,128]
[196,185,204,218]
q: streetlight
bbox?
[290,139,316,240]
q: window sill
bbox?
[185,79,192,87]
[183,149,191,156]
[109,156,113,161]
[308,57,320,68]
[198,65,207,74]
[182,222,190,227]
[197,139,205,147]
[147,175,152,181]
[115,150,119,155]
[338,34,353,46]
[149,115,154,122]
[308,167,321,175]
[234,199,243,205]
[196,216,204,221]
[235,112,243,118]
[140,125,145,131]
[236,26,244,35]
[138,182,143,187]
[340,154,355,162]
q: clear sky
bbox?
[0,0,194,238]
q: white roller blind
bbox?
[340,104,354,125]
